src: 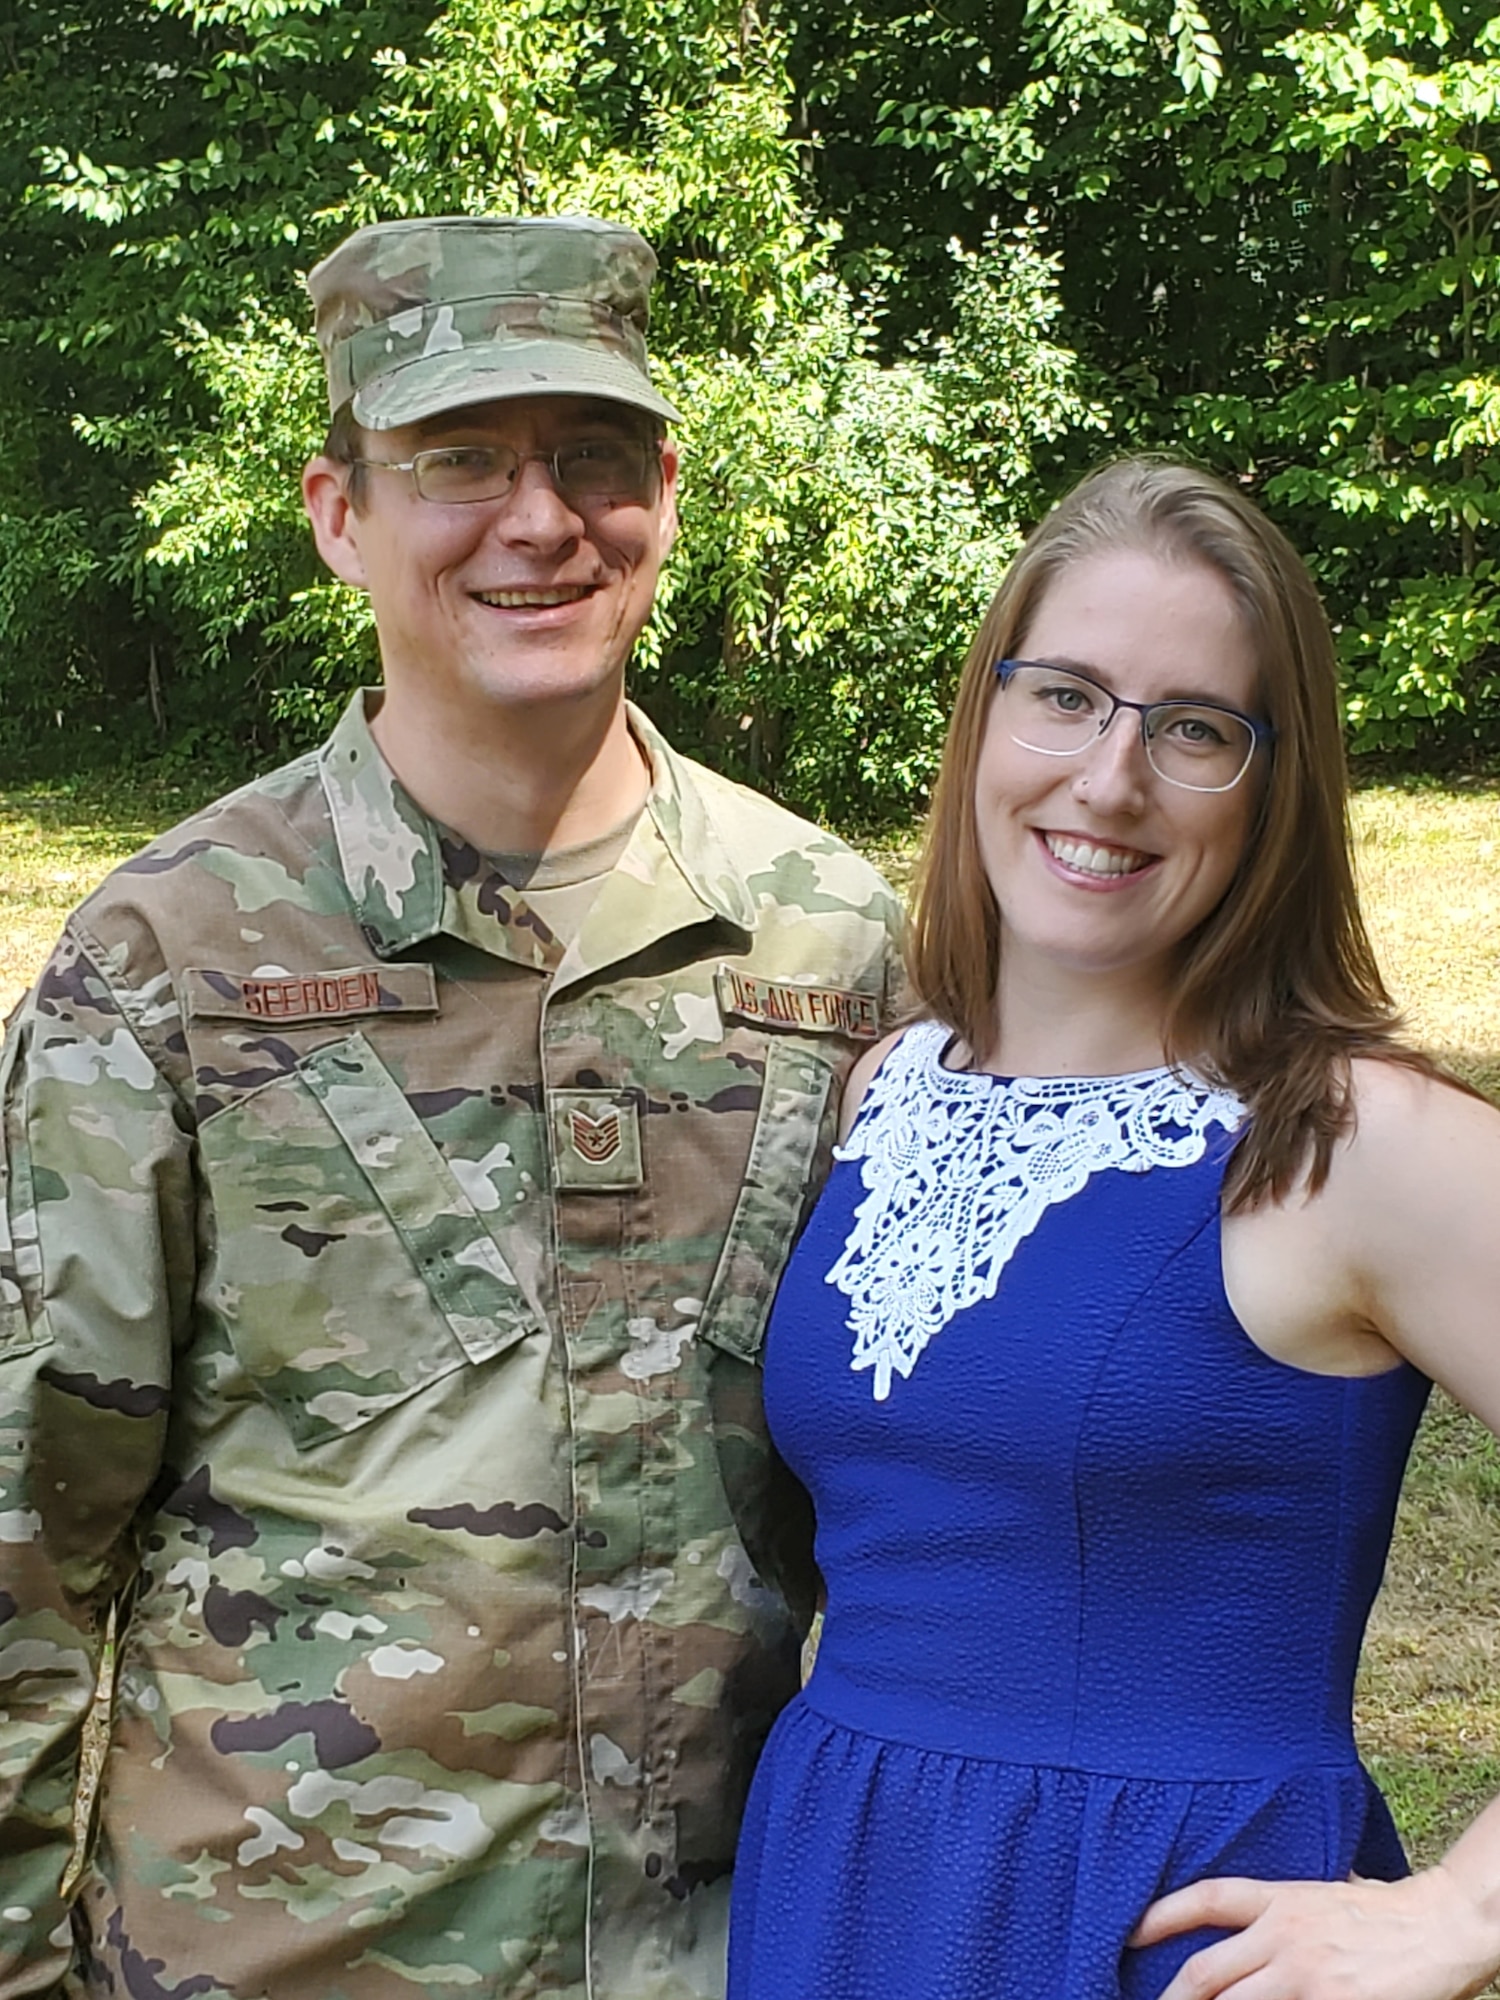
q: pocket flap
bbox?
[200,1033,545,1447]
[699,1039,835,1364]
[300,1034,541,1366]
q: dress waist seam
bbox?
[796,1684,1363,1786]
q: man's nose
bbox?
[491,454,585,542]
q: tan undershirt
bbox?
[484,809,640,956]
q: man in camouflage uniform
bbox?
[0,214,903,1998]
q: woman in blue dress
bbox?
[728,459,1500,2000]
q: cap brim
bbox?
[351,339,680,428]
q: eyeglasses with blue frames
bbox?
[349,436,662,508]
[993,659,1275,794]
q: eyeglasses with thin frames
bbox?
[993,659,1275,794]
[349,437,662,508]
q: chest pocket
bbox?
[698,1038,836,1364]
[198,1031,542,1448]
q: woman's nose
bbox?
[1070,706,1151,813]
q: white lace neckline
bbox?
[828,1020,1246,1403]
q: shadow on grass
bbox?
[0,773,226,846]
[1350,759,1500,799]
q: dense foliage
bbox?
[3,0,1496,818]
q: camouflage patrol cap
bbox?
[307,213,680,430]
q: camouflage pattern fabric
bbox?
[0,693,904,1999]
[309,215,680,429]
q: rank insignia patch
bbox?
[551,1090,644,1191]
[570,1107,622,1164]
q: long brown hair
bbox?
[910,455,1449,1208]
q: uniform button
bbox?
[644,1854,663,1879]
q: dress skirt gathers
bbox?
[728,1022,1429,2000]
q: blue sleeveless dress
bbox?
[729,1022,1430,1999]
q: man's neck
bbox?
[368,685,651,855]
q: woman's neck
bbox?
[979,955,1175,1079]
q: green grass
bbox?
[4,771,1500,1879]
[1360,1393,1500,1865]
[0,774,221,1019]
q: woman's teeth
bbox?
[1044,835,1150,878]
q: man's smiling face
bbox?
[304,394,678,725]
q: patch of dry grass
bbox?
[3,773,1500,1874]
[0,780,212,1020]
[1353,783,1500,1103]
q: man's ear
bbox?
[657,440,680,561]
[302,457,369,589]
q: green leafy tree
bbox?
[2,0,1093,819]
[798,0,1499,758]
[662,229,1102,821]
[1229,1,1500,751]
[0,0,439,765]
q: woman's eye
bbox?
[1040,683,1091,713]
[1165,712,1229,746]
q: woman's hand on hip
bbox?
[1132,1865,1500,2000]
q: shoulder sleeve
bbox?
[0,926,193,1989]
[875,883,909,1030]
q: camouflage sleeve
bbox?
[879,894,909,1026]
[0,929,194,1994]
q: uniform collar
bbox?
[319,690,758,962]
[624,701,758,933]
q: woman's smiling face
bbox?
[974,545,1266,999]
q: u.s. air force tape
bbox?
[715,966,879,1041]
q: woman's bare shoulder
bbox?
[1342,1053,1500,1165]
[1304,1056,1500,1239]
[1226,1057,1500,1383]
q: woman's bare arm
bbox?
[1141,1062,1500,1999]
